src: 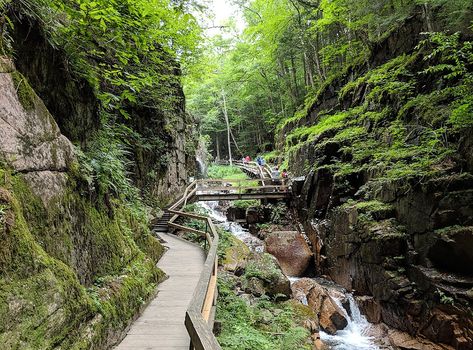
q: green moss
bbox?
[1,168,166,349]
[0,185,95,348]
[232,200,260,210]
[354,200,394,213]
[216,273,311,350]
[244,253,283,284]
[10,72,35,111]
[285,111,350,149]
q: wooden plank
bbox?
[114,232,205,350]
[201,275,217,322]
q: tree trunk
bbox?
[222,89,233,165]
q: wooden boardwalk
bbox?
[115,232,205,350]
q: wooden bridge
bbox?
[218,159,274,181]
[115,177,290,350]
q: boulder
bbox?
[222,235,250,274]
[243,253,291,298]
[242,277,266,297]
[265,231,313,276]
[246,207,262,224]
[226,206,246,222]
[0,71,75,205]
[292,278,348,334]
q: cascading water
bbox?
[196,157,207,179]
[199,201,264,252]
[202,200,387,350]
[320,294,381,350]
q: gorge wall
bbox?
[281,9,473,350]
[0,3,196,349]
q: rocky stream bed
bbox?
[200,201,393,350]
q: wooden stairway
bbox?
[154,210,172,233]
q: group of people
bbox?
[241,155,288,181]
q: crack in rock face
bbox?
[0,66,76,205]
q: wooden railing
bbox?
[167,182,222,350]
[216,160,275,184]
[197,178,289,193]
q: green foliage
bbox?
[25,0,201,117]
[435,289,455,306]
[75,126,139,203]
[207,165,246,180]
[418,32,473,128]
[217,274,311,350]
[266,202,288,225]
[217,228,235,261]
[232,200,260,210]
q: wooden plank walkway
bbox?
[115,232,205,350]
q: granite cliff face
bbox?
[282,12,473,350]
[0,11,195,347]
[0,58,168,349]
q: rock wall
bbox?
[283,10,473,350]
[0,59,165,349]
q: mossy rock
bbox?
[0,168,166,349]
[10,71,35,111]
[222,235,250,273]
[243,253,291,298]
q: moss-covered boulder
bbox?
[222,235,251,273]
[243,253,291,298]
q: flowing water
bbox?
[320,294,381,350]
[199,201,264,253]
[201,201,388,350]
[195,157,207,179]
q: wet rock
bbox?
[246,207,262,224]
[428,226,473,274]
[226,206,246,222]
[387,329,455,350]
[292,278,348,334]
[265,231,313,276]
[357,296,382,323]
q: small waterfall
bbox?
[196,157,207,179]
[320,294,380,350]
[199,201,265,252]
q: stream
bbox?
[199,201,389,350]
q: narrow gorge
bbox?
[1,0,472,350]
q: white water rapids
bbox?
[320,294,380,350]
[200,201,387,350]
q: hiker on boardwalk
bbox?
[271,166,281,186]
[244,155,251,164]
[256,156,262,166]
